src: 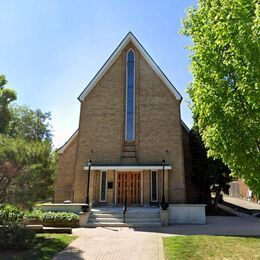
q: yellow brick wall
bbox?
[55,40,186,204]
[54,135,78,202]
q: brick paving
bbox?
[54,227,164,260]
[54,211,260,260]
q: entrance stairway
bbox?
[86,207,161,227]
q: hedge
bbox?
[0,204,79,224]
[26,210,79,222]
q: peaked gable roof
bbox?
[78,32,182,101]
[57,130,78,154]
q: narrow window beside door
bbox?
[100,171,107,202]
[151,170,158,202]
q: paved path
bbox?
[224,196,260,210]
[54,227,164,260]
[54,210,260,260]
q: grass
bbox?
[0,233,77,260]
[163,235,260,260]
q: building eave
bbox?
[181,120,190,132]
[78,31,182,102]
[57,130,78,154]
[83,164,172,171]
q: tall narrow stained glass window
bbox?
[125,50,135,141]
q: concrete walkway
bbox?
[54,209,260,260]
[223,196,260,211]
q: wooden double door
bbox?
[117,172,141,205]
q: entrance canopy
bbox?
[83,164,172,171]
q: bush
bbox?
[0,204,35,250]
[40,211,79,222]
[0,204,25,224]
[25,210,79,222]
[24,209,42,220]
[0,222,35,250]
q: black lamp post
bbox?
[161,159,169,210]
[86,159,92,205]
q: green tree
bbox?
[8,105,52,142]
[0,135,56,208]
[0,75,17,133]
[189,129,231,209]
[181,0,260,196]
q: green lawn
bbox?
[0,233,77,260]
[163,235,260,260]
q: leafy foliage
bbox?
[0,204,35,250]
[0,75,56,208]
[181,0,260,195]
[0,135,56,207]
[25,210,79,222]
[0,204,25,223]
[0,75,17,134]
[189,129,231,209]
[8,105,52,142]
[0,222,35,250]
[38,211,79,222]
[24,209,42,220]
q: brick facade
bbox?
[54,33,194,205]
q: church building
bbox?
[54,32,197,206]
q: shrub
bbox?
[40,211,79,222]
[24,209,42,220]
[0,222,35,250]
[25,210,79,222]
[0,204,35,250]
[0,204,25,224]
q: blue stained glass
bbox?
[126,50,135,141]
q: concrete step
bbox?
[89,217,160,223]
[85,222,161,227]
[125,218,160,223]
[85,222,128,227]
[91,213,123,217]
[88,207,161,227]
[91,213,159,218]
[89,217,124,222]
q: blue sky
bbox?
[0,0,197,148]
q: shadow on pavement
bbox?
[54,246,84,260]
